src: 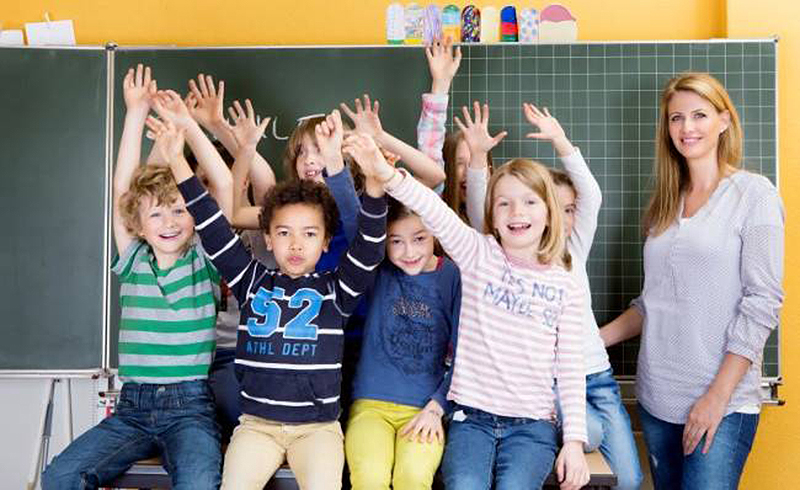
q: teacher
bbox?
[600,72,784,489]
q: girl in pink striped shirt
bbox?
[343,119,590,489]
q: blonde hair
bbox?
[483,159,566,265]
[644,72,743,236]
[119,166,182,235]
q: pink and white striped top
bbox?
[388,171,587,443]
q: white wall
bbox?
[0,377,107,489]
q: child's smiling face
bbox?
[386,214,437,276]
[137,193,195,268]
[491,174,549,261]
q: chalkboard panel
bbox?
[0,47,108,371]
[108,46,432,366]
[448,41,779,378]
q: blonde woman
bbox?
[601,73,784,489]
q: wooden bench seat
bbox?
[105,450,615,489]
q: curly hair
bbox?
[259,179,340,240]
[118,166,182,234]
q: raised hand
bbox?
[145,115,185,166]
[523,103,574,157]
[186,74,226,129]
[342,132,394,184]
[152,90,195,129]
[123,64,157,113]
[227,99,270,150]
[426,36,462,94]
[340,94,383,140]
[314,109,345,161]
[454,101,507,161]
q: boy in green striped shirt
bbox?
[43,64,228,489]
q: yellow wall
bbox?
[4,1,725,45]
[727,2,800,487]
[3,0,796,486]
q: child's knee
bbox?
[41,459,92,490]
[392,462,436,490]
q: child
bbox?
[348,125,591,489]
[416,36,492,229]
[344,195,461,489]
[157,107,387,490]
[524,104,643,489]
[462,102,643,489]
[42,64,224,490]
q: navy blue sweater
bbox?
[178,177,386,423]
[352,258,461,411]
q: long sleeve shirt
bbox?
[388,172,587,443]
[352,259,461,411]
[560,149,610,375]
[178,176,386,423]
[633,171,784,424]
[465,148,609,374]
[417,93,448,195]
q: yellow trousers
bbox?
[345,399,444,490]
[221,414,344,490]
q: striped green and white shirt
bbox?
[112,239,220,384]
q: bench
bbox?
[104,450,615,489]
[104,458,298,490]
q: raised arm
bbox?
[347,131,483,268]
[186,74,276,199]
[523,103,601,259]
[316,110,360,244]
[226,99,270,230]
[152,89,233,220]
[333,133,388,315]
[417,36,462,187]
[113,64,157,255]
[149,113,261,305]
[341,95,446,188]
[455,101,506,231]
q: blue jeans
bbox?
[209,347,241,441]
[441,405,558,490]
[585,368,643,490]
[638,403,758,490]
[42,380,221,490]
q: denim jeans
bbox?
[441,405,558,490]
[42,380,221,490]
[209,347,241,441]
[638,403,758,490]
[585,368,643,490]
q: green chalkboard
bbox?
[1,43,778,380]
[0,47,108,372]
[108,46,432,366]
[448,41,779,378]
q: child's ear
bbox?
[263,232,273,251]
[323,236,331,253]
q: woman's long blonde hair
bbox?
[644,72,743,236]
[484,159,566,265]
